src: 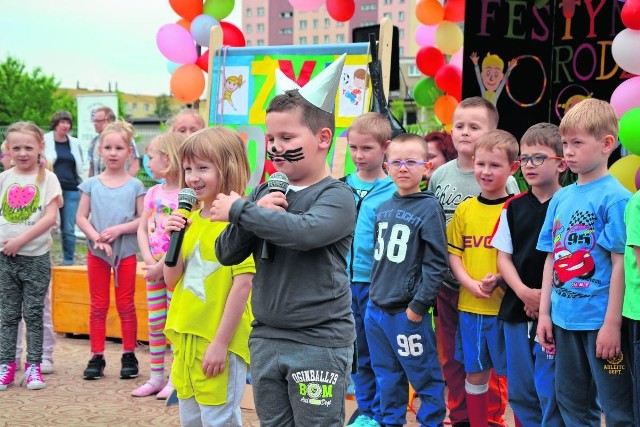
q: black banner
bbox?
[463,0,628,140]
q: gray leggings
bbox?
[0,252,51,365]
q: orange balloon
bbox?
[169,0,203,21]
[434,95,458,125]
[176,18,191,32]
[416,0,445,26]
[171,64,205,103]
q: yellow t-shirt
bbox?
[447,197,505,315]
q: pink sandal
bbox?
[131,380,165,397]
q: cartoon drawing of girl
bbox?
[470,52,517,106]
[219,75,244,111]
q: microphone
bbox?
[260,172,289,262]
[164,188,198,267]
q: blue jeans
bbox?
[60,190,79,264]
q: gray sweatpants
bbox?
[249,336,353,427]
[0,253,51,365]
[554,324,634,427]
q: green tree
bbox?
[155,94,173,120]
[0,55,76,127]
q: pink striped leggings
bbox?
[145,278,172,377]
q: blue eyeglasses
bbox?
[386,159,429,170]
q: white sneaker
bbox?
[41,359,54,374]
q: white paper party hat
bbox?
[275,53,347,113]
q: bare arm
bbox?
[76,192,100,242]
[536,253,555,352]
[596,252,625,359]
[202,273,253,377]
[497,250,541,318]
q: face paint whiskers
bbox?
[268,146,304,162]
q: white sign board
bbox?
[76,93,118,155]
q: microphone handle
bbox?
[164,208,191,267]
[259,188,285,263]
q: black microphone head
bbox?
[177,188,198,211]
[268,172,289,193]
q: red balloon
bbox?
[416,46,446,77]
[220,21,246,47]
[196,50,209,72]
[327,0,355,22]
[434,64,462,95]
[169,0,202,21]
[622,0,640,30]
[444,0,465,23]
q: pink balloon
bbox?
[610,76,640,118]
[156,24,197,64]
[288,0,325,12]
[449,50,464,69]
[415,24,437,47]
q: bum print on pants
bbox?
[292,369,339,407]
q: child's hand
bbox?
[164,212,190,235]
[596,323,621,360]
[99,225,122,243]
[464,281,492,299]
[94,241,112,257]
[406,307,423,323]
[520,288,541,319]
[470,52,479,65]
[142,261,164,282]
[480,273,499,294]
[210,191,242,222]
[1,237,24,257]
[536,315,555,353]
[256,192,288,212]
[202,341,227,377]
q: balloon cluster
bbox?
[413,0,464,127]
[157,0,245,103]
[287,0,355,21]
[609,0,640,192]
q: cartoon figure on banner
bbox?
[339,66,369,117]
[219,74,245,111]
[554,84,593,120]
[470,52,517,106]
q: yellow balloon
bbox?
[609,154,640,192]
[435,21,464,56]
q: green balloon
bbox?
[619,107,640,156]
[204,0,235,20]
[413,78,443,107]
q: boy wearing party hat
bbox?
[212,54,357,426]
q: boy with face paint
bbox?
[211,54,357,427]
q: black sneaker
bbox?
[120,353,139,379]
[83,354,105,380]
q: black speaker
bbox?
[352,24,400,91]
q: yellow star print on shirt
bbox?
[182,241,221,302]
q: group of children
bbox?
[345,96,640,427]
[0,52,639,427]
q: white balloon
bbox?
[612,29,640,75]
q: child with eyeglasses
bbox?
[491,123,566,427]
[367,133,448,426]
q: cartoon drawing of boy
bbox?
[342,68,369,106]
[470,52,517,106]
[559,93,592,117]
[219,75,244,111]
